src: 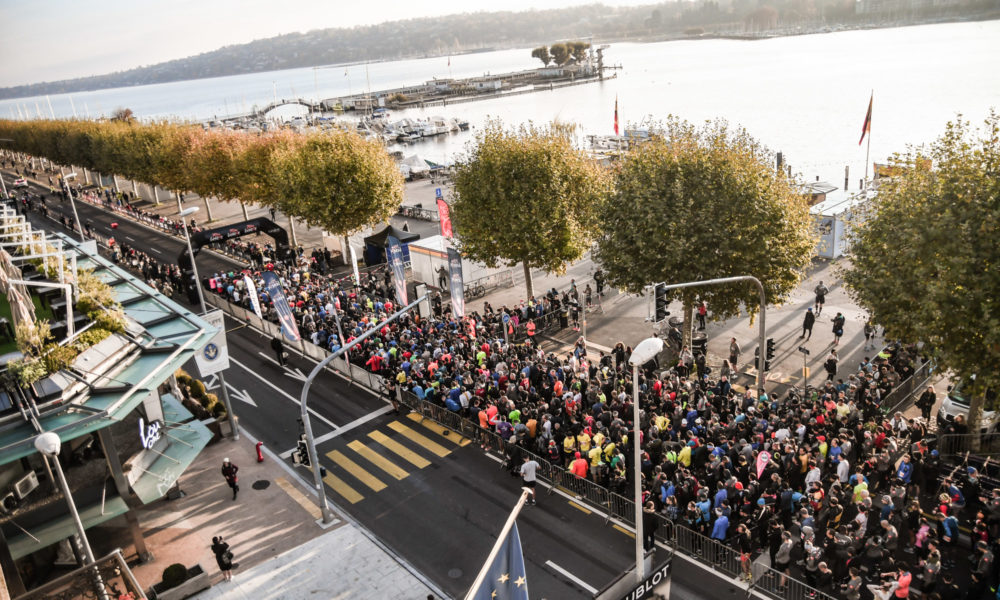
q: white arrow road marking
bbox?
[226,383,257,407]
[257,351,309,382]
[203,374,220,391]
[229,357,339,431]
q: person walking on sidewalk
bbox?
[831,312,846,346]
[697,302,708,331]
[729,338,741,369]
[222,458,239,500]
[271,336,286,366]
[863,318,876,350]
[916,386,937,422]
[801,308,815,340]
[814,281,829,315]
[824,350,839,382]
[211,536,235,581]
[520,455,539,505]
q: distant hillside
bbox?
[2,1,995,100]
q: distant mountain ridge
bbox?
[2,1,994,100]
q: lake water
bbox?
[3,20,998,188]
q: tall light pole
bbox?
[34,432,109,600]
[62,173,85,242]
[180,207,238,440]
[628,336,664,584]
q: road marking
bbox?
[226,383,257,407]
[545,561,598,594]
[613,524,635,538]
[322,471,364,504]
[388,421,451,458]
[405,412,471,446]
[280,406,396,458]
[368,431,431,468]
[125,236,135,242]
[568,500,592,514]
[274,476,322,519]
[348,440,409,480]
[257,351,310,382]
[229,356,339,430]
[327,449,386,492]
[148,247,161,254]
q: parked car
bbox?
[12,178,27,188]
[937,376,998,434]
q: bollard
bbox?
[255,441,264,463]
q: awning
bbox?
[8,496,128,560]
[130,394,213,505]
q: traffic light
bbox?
[754,348,771,372]
[292,436,311,467]
[766,338,776,361]
[654,283,670,321]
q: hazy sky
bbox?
[0,0,655,87]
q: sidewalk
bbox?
[88,429,440,599]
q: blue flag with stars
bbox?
[471,522,529,600]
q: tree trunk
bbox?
[967,391,985,453]
[288,215,298,248]
[203,196,215,222]
[240,202,249,221]
[682,302,694,351]
[522,262,534,300]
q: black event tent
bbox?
[363,225,420,265]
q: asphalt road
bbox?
[7,175,745,599]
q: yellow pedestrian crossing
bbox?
[348,440,409,480]
[322,471,364,504]
[318,419,464,505]
[368,431,431,469]
[327,450,387,492]
[406,413,472,447]
[388,421,451,457]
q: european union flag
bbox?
[471,522,529,600]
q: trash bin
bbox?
[692,333,708,356]
[559,311,569,329]
[668,316,684,329]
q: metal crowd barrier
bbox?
[880,358,935,416]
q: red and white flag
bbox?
[858,93,873,146]
[613,95,619,136]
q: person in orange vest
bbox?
[526,319,536,340]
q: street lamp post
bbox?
[180,207,238,440]
[628,336,664,584]
[34,432,109,600]
[62,173,85,242]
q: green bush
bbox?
[202,392,219,411]
[161,564,188,590]
[189,379,206,399]
[7,359,47,388]
[42,343,79,373]
[211,402,227,418]
[88,309,126,334]
[72,328,112,351]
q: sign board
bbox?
[435,187,442,198]
[620,559,671,600]
[194,309,231,376]
[138,417,163,450]
[262,271,301,342]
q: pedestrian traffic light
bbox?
[766,338,775,361]
[292,437,310,468]
[754,348,771,372]
[654,283,670,321]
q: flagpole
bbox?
[863,90,872,190]
[464,490,529,600]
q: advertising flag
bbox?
[447,247,465,318]
[755,450,771,479]
[387,235,408,305]
[244,275,262,319]
[614,95,619,136]
[349,244,360,286]
[261,271,301,342]
[469,522,529,600]
[437,196,453,238]
[194,309,230,376]
[859,93,873,146]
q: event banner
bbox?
[387,235,408,305]
[194,309,230,376]
[447,247,465,318]
[349,244,360,286]
[436,196,453,238]
[244,275,263,319]
[261,271,301,342]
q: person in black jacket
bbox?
[800,308,816,340]
[211,536,234,581]
[271,335,286,366]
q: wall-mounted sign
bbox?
[139,417,163,450]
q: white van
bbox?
[937,376,998,434]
